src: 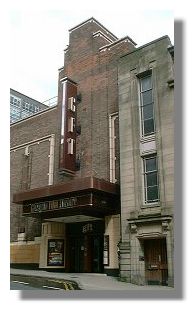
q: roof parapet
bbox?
[68,17,118,41]
[120,35,171,59]
[168,45,174,60]
[93,30,114,43]
[99,36,137,52]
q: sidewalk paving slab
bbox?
[10,268,174,291]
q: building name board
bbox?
[26,197,78,214]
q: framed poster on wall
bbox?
[47,239,64,266]
[103,235,109,266]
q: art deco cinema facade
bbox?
[10,17,174,286]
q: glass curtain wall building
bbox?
[10,89,50,123]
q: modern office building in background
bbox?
[10,88,57,123]
[10,17,174,287]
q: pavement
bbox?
[10,268,174,291]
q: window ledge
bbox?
[138,205,161,218]
[141,202,160,209]
[140,134,155,144]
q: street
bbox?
[10,274,78,290]
[10,281,51,290]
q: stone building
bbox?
[10,17,174,286]
[118,37,174,286]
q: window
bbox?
[21,111,29,118]
[13,98,17,105]
[139,75,155,136]
[109,113,118,183]
[24,102,29,111]
[143,155,159,203]
[29,104,34,112]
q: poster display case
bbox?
[47,239,64,266]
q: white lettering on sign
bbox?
[82,223,93,233]
[30,197,77,213]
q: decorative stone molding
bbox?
[162,220,170,233]
[93,30,113,43]
[130,223,137,234]
[127,216,172,237]
[119,241,130,253]
[167,79,174,88]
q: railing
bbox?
[42,96,58,107]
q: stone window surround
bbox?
[142,153,160,205]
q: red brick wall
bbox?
[59,21,135,180]
[10,19,136,241]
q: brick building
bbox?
[10,17,174,286]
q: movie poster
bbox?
[47,239,64,266]
[103,235,109,265]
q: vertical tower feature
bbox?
[59,77,77,174]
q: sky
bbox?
[10,2,174,103]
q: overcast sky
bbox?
[10,1,174,103]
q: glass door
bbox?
[92,235,103,273]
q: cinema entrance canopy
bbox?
[12,177,120,223]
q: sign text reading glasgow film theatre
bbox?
[27,197,78,213]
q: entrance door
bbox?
[68,235,103,273]
[144,238,168,285]
[67,221,104,273]
[69,238,85,272]
[92,235,103,273]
